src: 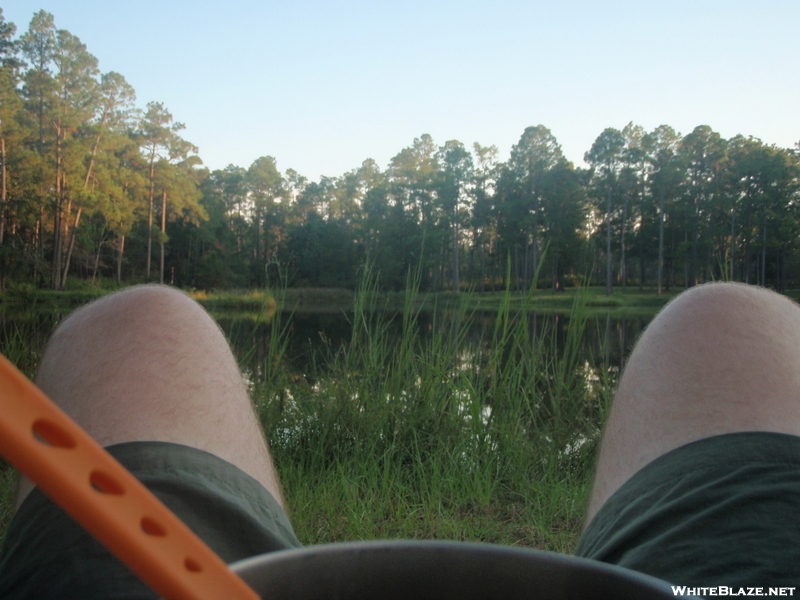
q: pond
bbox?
[215,309,652,390]
[0,304,653,391]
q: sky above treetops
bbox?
[3,0,798,181]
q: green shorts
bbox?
[0,441,302,599]
[3,434,798,597]
[576,431,800,590]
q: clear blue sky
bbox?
[3,1,799,181]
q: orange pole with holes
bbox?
[0,353,260,600]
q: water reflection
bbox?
[217,310,650,388]
[0,306,650,394]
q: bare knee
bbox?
[624,282,800,423]
[646,281,800,351]
[587,282,800,520]
[44,284,211,353]
[24,284,286,506]
[35,284,243,443]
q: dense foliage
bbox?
[1,10,799,293]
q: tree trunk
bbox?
[35,210,43,284]
[160,189,167,284]
[61,206,83,287]
[91,227,107,282]
[690,196,699,287]
[479,239,486,293]
[638,165,646,291]
[621,193,628,293]
[761,219,767,288]
[452,222,460,293]
[83,111,107,189]
[605,185,612,296]
[146,151,155,282]
[0,136,6,245]
[531,227,538,294]
[657,184,665,295]
[116,234,125,284]
[62,143,105,287]
[729,210,736,282]
[53,130,64,290]
[254,208,262,287]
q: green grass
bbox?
[249,270,613,552]
[0,317,49,549]
[0,466,15,548]
[0,274,618,554]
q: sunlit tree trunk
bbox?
[657,186,665,295]
[91,227,107,282]
[61,206,82,286]
[146,152,155,282]
[0,136,6,244]
[52,126,65,290]
[160,189,167,284]
[729,210,736,281]
[116,234,125,284]
[605,185,612,296]
[62,119,105,285]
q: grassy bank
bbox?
[0,277,615,554]
[0,278,681,316]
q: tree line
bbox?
[1,9,799,294]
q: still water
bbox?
[215,310,652,387]
[0,306,652,385]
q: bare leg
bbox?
[16,284,285,510]
[587,282,800,522]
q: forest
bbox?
[1,9,799,294]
